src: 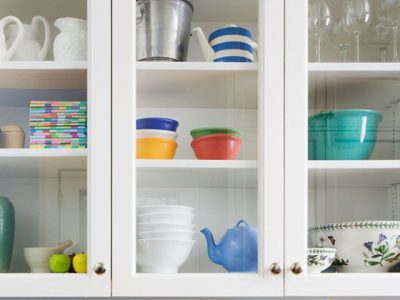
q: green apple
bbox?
[49,254,71,273]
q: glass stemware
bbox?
[344,0,372,62]
[331,20,352,62]
[309,0,332,62]
[381,0,400,62]
[373,22,392,62]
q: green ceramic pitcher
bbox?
[0,196,15,272]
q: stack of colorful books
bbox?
[29,100,87,149]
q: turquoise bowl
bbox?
[308,109,382,160]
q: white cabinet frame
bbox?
[112,0,285,297]
[0,0,111,296]
[284,0,400,296]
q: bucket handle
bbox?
[136,0,145,25]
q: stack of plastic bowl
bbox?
[136,118,179,159]
[136,205,196,273]
[190,127,243,160]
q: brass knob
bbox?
[94,262,106,275]
[290,262,303,274]
[270,262,282,275]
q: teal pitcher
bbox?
[0,196,15,272]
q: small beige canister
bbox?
[0,125,25,148]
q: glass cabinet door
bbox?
[0,0,111,296]
[286,0,400,296]
[112,0,284,297]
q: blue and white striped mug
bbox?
[192,25,258,62]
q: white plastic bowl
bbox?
[137,231,195,240]
[137,205,195,215]
[136,129,178,140]
[137,239,195,273]
[137,223,195,232]
[137,212,195,225]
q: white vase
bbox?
[6,16,50,61]
[0,16,24,61]
[53,18,87,61]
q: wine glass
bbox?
[344,0,372,62]
[372,22,392,62]
[309,0,332,62]
[381,0,400,61]
[331,19,352,62]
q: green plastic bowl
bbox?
[190,128,243,139]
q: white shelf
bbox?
[137,159,257,188]
[0,148,87,158]
[308,160,400,169]
[136,62,257,71]
[309,63,400,78]
[0,61,87,89]
[137,159,257,169]
[137,62,258,109]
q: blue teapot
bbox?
[201,220,258,272]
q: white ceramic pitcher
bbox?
[53,18,87,61]
[6,16,50,61]
[0,16,24,61]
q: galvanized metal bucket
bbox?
[136,0,194,61]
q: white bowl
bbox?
[310,221,400,273]
[136,129,178,140]
[137,205,195,215]
[24,247,62,273]
[137,223,195,232]
[137,231,195,240]
[307,248,336,273]
[137,239,195,273]
[137,212,195,225]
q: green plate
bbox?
[190,127,243,139]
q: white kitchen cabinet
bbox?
[0,0,111,296]
[285,0,400,297]
[112,0,284,297]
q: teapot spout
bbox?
[191,27,214,62]
[201,227,221,265]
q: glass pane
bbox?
[135,0,260,274]
[0,0,88,274]
[308,0,400,63]
[307,0,400,275]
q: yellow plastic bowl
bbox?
[136,137,177,159]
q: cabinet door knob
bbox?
[269,262,282,275]
[290,262,303,274]
[94,262,106,275]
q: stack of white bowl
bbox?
[136,205,196,273]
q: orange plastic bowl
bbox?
[191,134,242,160]
[137,137,177,159]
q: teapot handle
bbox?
[235,220,249,228]
[32,16,50,61]
[2,16,24,61]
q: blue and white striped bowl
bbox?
[208,26,256,62]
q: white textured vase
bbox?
[53,18,87,61]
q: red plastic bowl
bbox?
[191,134,242,160]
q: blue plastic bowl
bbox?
[136,118,179,132]
[308,109,382,160]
